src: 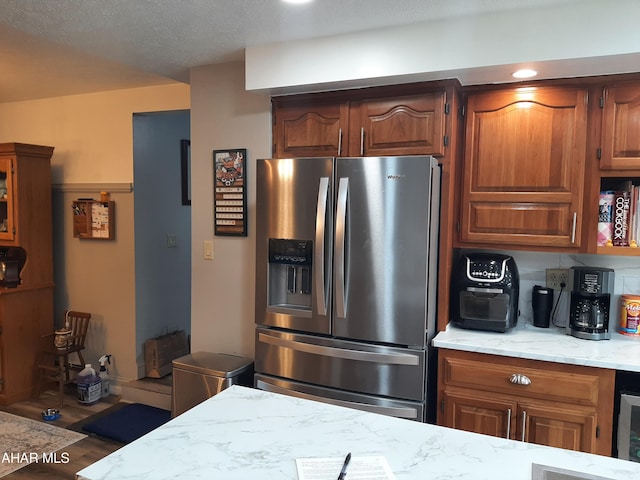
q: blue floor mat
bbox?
[82,402,171,444]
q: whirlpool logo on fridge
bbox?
[387,174,406,181]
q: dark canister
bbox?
[532,285,554,328]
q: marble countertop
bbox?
[433,321,640,372]
[76,385,640,480]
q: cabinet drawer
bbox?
[441,352,600,406]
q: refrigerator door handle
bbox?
[335,177,349,319]
[256,379,420,419]
[315,177,330,316]
[257,332,420,365]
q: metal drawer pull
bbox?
[509,373,531,385]
[506,408,512,439]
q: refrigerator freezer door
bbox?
[333,156,439,346]
[255,374,424,421]
[256,158,334,334]
[255,327,426,401]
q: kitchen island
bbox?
[76,385,640,480]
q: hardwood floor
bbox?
[0,387,122,479]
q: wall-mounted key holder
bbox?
[72,199,115,240]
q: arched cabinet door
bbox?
[460,86,588,248]
[272,100,349,158]
[600,84,640,170]
[272,89,448,158]
[350,92,446,157]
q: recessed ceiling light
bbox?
[512,69,538,79]
[282,0,313,4]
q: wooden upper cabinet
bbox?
[0,143,54,287]
[460,86,588,248]
[349,93,446,157]
[272,101,349,158]
[600,83,640,170]
[272,89,447,158]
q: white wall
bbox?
[189,62,271,357]
[246,0,640,94]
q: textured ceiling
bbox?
[0,0,583,103]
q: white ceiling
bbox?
[0,0,588,103]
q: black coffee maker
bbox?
[568,266,614,340]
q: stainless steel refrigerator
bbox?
[254,156,440,421]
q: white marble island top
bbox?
[433,322,640,372]
[76,385,640,480]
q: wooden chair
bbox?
[37,310,92,407]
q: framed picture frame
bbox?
[180,139,191,206]
[213,148,247,236]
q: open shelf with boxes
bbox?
[597,176,640,255]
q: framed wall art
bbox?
[213,148,247,236]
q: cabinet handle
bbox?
[338,128,343,156]
[521,410,527,442]
[571,212,577,244]
[506,408,512,439]
[509,373,531,385]
[360,127,365,155]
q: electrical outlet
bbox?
[546,268,570,291]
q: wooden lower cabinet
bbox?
[438,349,614,456]
[0,286,54,405]
[520,400,597,453]
[443,390,516,438]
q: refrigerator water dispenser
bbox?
[267,238,313,314]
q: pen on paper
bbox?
[337,452,351,480]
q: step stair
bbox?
[120,375,172,411]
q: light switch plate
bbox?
[203,240,214,260]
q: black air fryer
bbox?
[451,253,520,332]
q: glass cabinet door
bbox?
[619,393,640,462]
[0,157,14,241]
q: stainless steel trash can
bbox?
[171,351,253,417]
